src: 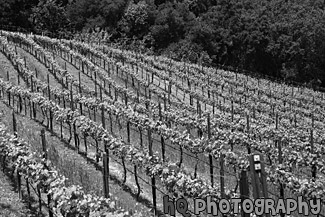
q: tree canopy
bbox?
[2,0,325,86]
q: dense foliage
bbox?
[2,0,325,86]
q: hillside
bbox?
[0,30,324,216]
[1,0,325,87]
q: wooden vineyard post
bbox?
[249,154,270,217]
[189,80,192,106]
[70,83,74,110]
[47,74,53,131]
[125,92,128,106]
[192,104,202,177]
[134,161,141,199]
[25,178,31,209]
[18,93,22,113]
[7,72,10,106]
[107,83,111,98]
[94,71,98,98]
[100,85,105,126]
[159,103,165,161]
[168,82,171,104]
[151,71,154,84]
[28,98,32,119]
[125,104,141,197]
[276,113,285,217]
[207,114,214,187]
[148,128,157,215]
[12,110,17,137]
[101,86,109,197]
[41,129,47,160]
[212,102,215,115]
[311,114,316,180]
[16,162,22,199]
[41,128,54,217]
[310,114,318,210]
[120,118,127,184]
[70,84,79,151]
[102,147,110,198]
[78,71,82,95]
[127,120,130,144]
[13,108,21,200]
[220,151,225,199]
[60,76,64,89]
[107,61,111,77]
[31,76,36,119]
[168,70,172,103]
[246,114,251,154]
[239,170,250,217]
[164,76,167,91]
[114,88,118,102]
[125,73,128,90]
[148,90,152,105]
[197,100,200,115]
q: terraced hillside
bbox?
[0,30,324,217]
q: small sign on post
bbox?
[249,153,270,217]
[41,129,47,160]
[253,154,261,172]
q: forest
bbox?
[1,0,325,87]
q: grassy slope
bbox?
[50,51,170,212]
[0,163,33,217]
[0,46,156,215]
[50,44,240,210]
[0,51,26,87]
[4,37,240,216]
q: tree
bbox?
[150,1,195,50]
[119,0,151,37]
[30,0,69,36]
[0,0,38,30]
[66,0,127,31]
